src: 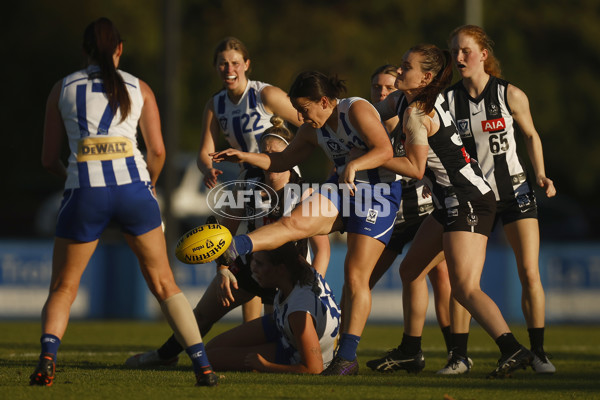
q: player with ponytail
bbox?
[367,44,533,379]
[32,17,217,387]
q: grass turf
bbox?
[2,321,599,399]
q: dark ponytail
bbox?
[266,242,321,295]
[288,70,346,102]
[83,17,131,122]
[410,44,453,114]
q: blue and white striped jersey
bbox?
[59,65,150,189]
[316,97,401,184]
[273,269,341,367]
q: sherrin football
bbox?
[175,223,232,264]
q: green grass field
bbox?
[2,321,599,399]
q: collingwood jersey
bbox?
[273,269,341,366]
[59,65,150,189]
[389,94,435,224]
[213,80,274,155]
[420,94,491,210]
[446,76,531,202]
[317,97,401,184]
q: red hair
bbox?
[449,25,502,78]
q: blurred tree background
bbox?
[2,0,599,243]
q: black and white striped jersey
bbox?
[445,76,532,202]
[421,95,491,210]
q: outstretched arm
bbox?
[508,84,556,198]
[211,124,317,172]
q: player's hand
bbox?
[217,267,238,307]
[537,175,556,198]
[339,162,357,196]
[210,148,245,164]
[203,167,223,189]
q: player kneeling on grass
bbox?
[205,242,341,374]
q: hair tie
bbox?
[260,133,289,145]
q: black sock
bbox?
[528,327,545,354]
[399,333,421,356]
[451,333,469,358]
[157,334,183,360]
[495,333,520,357]
[441,325,452,353]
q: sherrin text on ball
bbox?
[175,223,232,264]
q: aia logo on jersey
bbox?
[481,118,505,132]
[219,117,228,131]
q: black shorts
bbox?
[494,191,538,228]
[432,191,496,236]
[385,215,428,254]
[229,256,276,305]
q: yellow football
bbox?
[175,223,232,264]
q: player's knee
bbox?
[49,284,79,304]
[450,283,478,305]
[344,274,369,295]
[518,265,542,289]
[148,278,180,301]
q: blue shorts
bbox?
[317,175,402,245]
[55,182,162,242]
[261,314,292,365]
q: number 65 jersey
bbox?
[445,76,531,202]
[59,65,150,189]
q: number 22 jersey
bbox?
[212,80,274,155]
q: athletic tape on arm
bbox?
[404,107,429,146]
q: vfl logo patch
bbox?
[326,140,344,154]
[487,102,500,116]
[394,140,406,157]
[467,213,479,226]
[366,209,378,224]
[481,118,506,132]
[457,119,472,137]
[219,117,228,131]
